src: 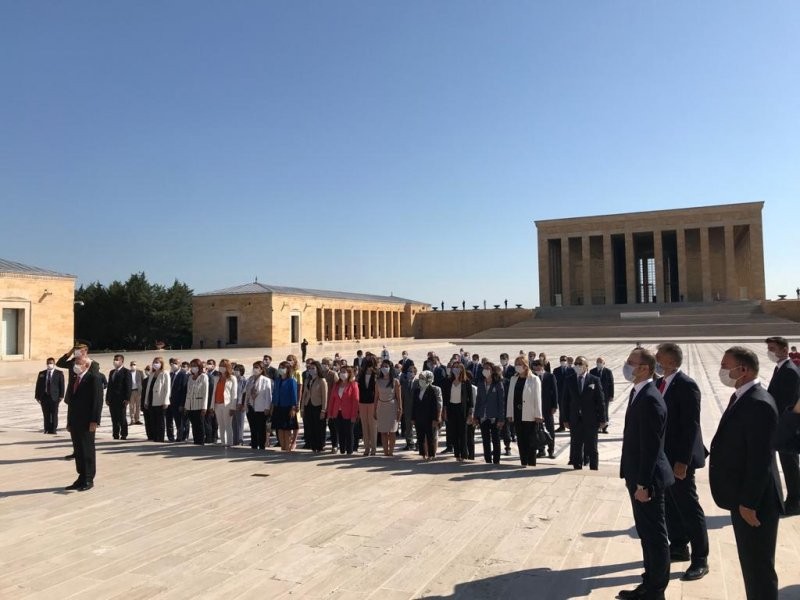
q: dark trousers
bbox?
[150,405,165,442]
[417,424,436,457]
[249,410,267,449]
[778,450,800,505]
[335,414,354,454]
[557,394,568,427]
[70,429,96,484]
[187,410,205,444]
[109,401,128,439]
[401,396,415,445]
[516,421,537,466]
[466,423,475,460]
[327,418,338,449]
[665,469,709,560]
[479,419,501,464]
[731,500,779,600]
[143,405,153,440]
[40,399,60,433]
[628,486,670,596]
[543,410,555,454]
[603,397,610,425]
[304,404,324,451]
[165,404,184,441]
[204,409,218,442]
[500,419,511,448]
[446,404,467,459]
[569,418,598,469]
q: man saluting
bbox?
[65,356,104,492]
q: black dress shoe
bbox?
[616,584,645,599]
[670,546,691,562]
[601,427,609,433]
[121,436,127,440]
[548,452,555,459]
[555,426,566,432]
[65,481,83,490]
[64,453,75,460]
[536,450,546,458]
[682,562,709,581]
[78,483,94,492]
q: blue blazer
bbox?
[662,371,705,469]
[475,380,505,421]
[620,381,674,492]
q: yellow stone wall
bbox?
[0,274,75,360]
[413,308,533,339]
[762,299,800,323]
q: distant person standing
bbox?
[301,338,309,362]
[128,360,144,425]
[245,361,273,450]
[412,370,443,461]
[167,358,188,442]
[475,362,505,465]
[532,359,558,459]
[375,360,402,456]
[789,345,800,367]
[65,356,103,492]
[590,357,615,433]
[506,356,543,467]
[211,359,237,447]
[565,356,605,470]
[35,357,64,434]
[184,359,208,445]
[105,354,132,440]
[553,355,570,432]
[57,344,100,460]
[143,357,170,443]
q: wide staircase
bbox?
[469,300,800,341]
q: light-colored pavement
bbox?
[1,342,799,599]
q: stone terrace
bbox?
[1,342,799,599]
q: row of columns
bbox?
[552,222,760,306]
[317,307,404,342]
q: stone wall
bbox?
[413,308,533,339]
[0,274,75,360]
[192,293,272,349]
[761,299,800,323]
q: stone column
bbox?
[388,310,394,338]
[319,308,326,341]
[676,228,687,302]
[366,310,372,339]
[603,234,614,305]
[653,230,664,303]
[749,221,766,299]
[561,236,571,306]
[396,312,402,337]
[381,311,387,338]
[724,224,737,301]
[700,227,712,302]
[581,235,591,306]
[538,234,551,307]
[624,231,636,304]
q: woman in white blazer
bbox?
[144,356,171,442]
[506,355,543,467]
[211,358,238,446]
[184,358,209,445]
[245,361,273,450]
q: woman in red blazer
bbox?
[328,366,360,455]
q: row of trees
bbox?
[75,273,193,351]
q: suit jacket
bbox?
[56,352,100,404]
[264,366,278,381]
[106,367,132,405]
[35,369,64,403]
[170,369,189,408]
[565,372,605,426]
[130,369,144,392]
[589,366,614,401]
[767,359,800,413]
[553,366,569,403]
[661,371,705,469]
[709,383,783,512]
[620,381,674,492]
[67,370,104,430]
[539,371,559,414]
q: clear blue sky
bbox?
[2,2,798,306]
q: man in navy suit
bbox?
[553,355,570,431]
[167,357,189,442]
[710,346,783,600]
[565,356,605,470]
[618,348,674,600]
[34,357,65,433]
[765,336,800,515]
[65,356,104,491]
[105,354,132,440]
[590,356,615,433]
[655,343,709,581]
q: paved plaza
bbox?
[1,342,799,599]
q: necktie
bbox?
[629,387,636,405]
[773,365,779,378]
[73,375,81,394]
[727,392,737,410]
[657,378,666,394]
[46,373,51,395]
[579,376,584,392]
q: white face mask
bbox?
[574,364,587,376]
[482,369,491,379]
[718,366,740,388]
[339,372,348,381]
[112,360,122,368]
[190,366,199,375]
[72,364,83,375]
[596,362,603,369]
[170,363,179,372]
[47,363,55,371]
[514,365,525,374]
[380,367,390,376]
[419,381,429,389]
[560,361,567,368]
[767,350,779,363]
[622,362,636,383]
[278,367,287,376]
[218,367,227,375]
[451,367,460,376]
[654,363,665,377]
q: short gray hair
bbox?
[418,370,434,384]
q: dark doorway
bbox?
[227,316,238,345]
[290,315,300,343]
[611,234,627,304]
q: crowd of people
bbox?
[33,337,800,600]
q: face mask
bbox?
[279,367,287,376]
[218,367,227,375]
[560,361,567,368]
[451,367,460,377]
[73,364,82,375]
[574,365,586,375]
[47,363,55,370]
[533,370,543,377]
[767,350,779,363]
[112,360,121,368]
[308,367,317,377]
[622,362,636,383]
[170,363,179,372]
[253,368,262,376]
[482,369,491,379]
[152,362,161,370]
[596,362,603,369]
[264,361,271,368]
[419,381,429,389]
[402,355,407,360]
[719,366,741,388]
[654,363,665,377]
[514,365,525,374]
[339,372,348,381]
[190,366,199,375]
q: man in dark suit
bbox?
[655,343,709,581]
[565,356,605,470]
[56,343,100,459]
[590,356,615,433]
[65,356,103,491]
[553,355,570,431]
[353,350,364,370]
[167,357,189,442]
[35,357,65,433]
[765,336,800,515]
[204,358,219,443]
[618,348,674,600]
[106,353,132,440]
[262,355,278,380]
[532,360,558,459]
[710,346,783,600]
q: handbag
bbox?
[535,421,552,450]
[775,408,800,453]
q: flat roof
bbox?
[0,258,75,279]
[196,282,426,305]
